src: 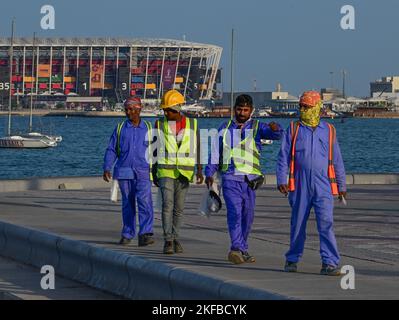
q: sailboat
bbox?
[0,23,60,148]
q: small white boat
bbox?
[1,27,61,150]
[261,139,273,145]
[0,135,57,148]
[27,132,63,143]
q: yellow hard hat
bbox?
[160,90,185,109]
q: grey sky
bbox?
[0,0,397,97]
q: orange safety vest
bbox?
[288,121,339,195]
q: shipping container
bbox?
[38,64,51,77]
[131,83,145,89]
[145,83,156,89]
[51,75,62,83]
[131,67,143,74]
[132,76,144,83]
[12,75,22,82]
[64,77,76,83]
[23,76,35,82]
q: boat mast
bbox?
[29,32,36,132]
[7,18,15,136]
[230,28,234,119]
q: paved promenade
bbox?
[0,182,398,300]
[0,256,118,300]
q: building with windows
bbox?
[0,37,222,107]
[370,76,399,98]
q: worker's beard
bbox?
[235,108,254,123]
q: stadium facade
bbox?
[0,37,222,106]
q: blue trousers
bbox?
[118,179,154,239]
[222,180,256,252]
[286,189,340,267]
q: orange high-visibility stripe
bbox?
[288,121,300,192]
[289,122,339,195]
[327,123,339,195]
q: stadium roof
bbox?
[0,37,221,50]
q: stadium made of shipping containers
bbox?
[0,37,222,105]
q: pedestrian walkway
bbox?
[0,256,119,300]
[0,184,398,299]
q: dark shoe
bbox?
[242,251,256,263]
[173,240,183,253]
[163,241,174,254]
[284,261,298,272]
[320,264,341,276]
[118,237,132,245]
[138,234,155,247]
[228,250,245,264]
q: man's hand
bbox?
[278,184,289,196]
[103,171,112,182]
[269,122,280,132]
[153,177,160,188]
[205,176,214,189]
[338,191,347,200]
[196,172,204,185]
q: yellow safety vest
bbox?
[157,117,197,182]
[221,120,262,175]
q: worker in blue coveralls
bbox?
[103,96,155,247]
[276,91,347,276]
[205,94,283,264]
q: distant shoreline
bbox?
[1,110,399,119]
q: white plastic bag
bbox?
[199,189,210,217]
[198,173,222,217]
[110,179,119,202]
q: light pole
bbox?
[342,69,347,99]
[30,32,36,132]
[230,28,234,119]
[8,18,15,136]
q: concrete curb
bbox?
[264,174,399,186]
[0,174,398,193]
[0,176,108,193]
[57,239,92,283]
[0,220,289,300]
[352,174,399,185]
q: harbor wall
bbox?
[0,220,286,300]
[0,174,398,193]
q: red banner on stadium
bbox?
[162,62,177,90]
